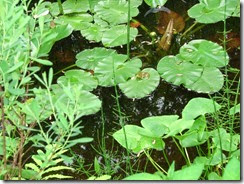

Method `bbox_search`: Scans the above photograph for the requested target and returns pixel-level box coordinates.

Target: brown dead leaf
[157,10,185,34]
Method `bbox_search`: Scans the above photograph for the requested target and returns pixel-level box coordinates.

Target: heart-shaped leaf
[62,0,90,14]
[182,97,221,120]
[188,0,239,23]
[157,55,203,86]
[119,68,160,99]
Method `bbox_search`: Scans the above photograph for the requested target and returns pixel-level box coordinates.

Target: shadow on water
[31,0,240,179]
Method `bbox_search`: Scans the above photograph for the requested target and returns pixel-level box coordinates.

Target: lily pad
[179,39,229,68]
[80,23,108,42]
[188,0,239,23]
[76,47,116,70]
[102,25,138,47]
[56,13,93,30]
[182,97,221,120]
[119,68,160,99]
[94,0,139,25]
[57,70,98,91]
[62,0,90,14]
[95,56,142,86]
[157,55,203,86]
[185,67,224,93]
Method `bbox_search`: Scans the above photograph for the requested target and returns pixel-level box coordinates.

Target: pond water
[39,0,240,179]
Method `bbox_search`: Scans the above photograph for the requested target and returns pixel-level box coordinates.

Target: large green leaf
[168,163,204,180]
[57,70,98,91]
[188,0,239,23]
[182,97,221,120]
[95,56,142,86]
[94,0,139,25]
[157,55,203,86]
[179,39,229,67]
[76,47,116,70]
[119,68,160,99]
[62,0,90,14]
[222,157,240,180]
[185,67,224,93]
[123,173,162,180]
[80,23,108,42]
[141,115,179,137]
[102,25,138,47]
[56,13,93,30]
[113,125,165,153]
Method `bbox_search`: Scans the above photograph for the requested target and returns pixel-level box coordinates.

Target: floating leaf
[80,23,108,42]
[119,68,160,99]
[95,56,142,87]
[185,67,224,93]
[157,55,203,86]
[157,10,185,34]
[179,39,229,68]
[57,70,98,91]
[102,25,138,47]
[113,125,165,153]
[188,0,239,23]
[182,97,221,120]
[76,47,116,70]
[94,0,139,25]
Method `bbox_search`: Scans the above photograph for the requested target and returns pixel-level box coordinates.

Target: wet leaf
[157,10,185,34]
[119,68,160,99]
[188,0,239,23]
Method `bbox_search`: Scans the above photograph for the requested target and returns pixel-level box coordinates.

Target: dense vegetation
[0,0,240,180]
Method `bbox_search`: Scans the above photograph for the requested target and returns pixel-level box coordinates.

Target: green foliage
[119,68,160,98]
[123,173,162,180]
[188,0,239,23]
[144,0,168,7]
[157,40,227,93]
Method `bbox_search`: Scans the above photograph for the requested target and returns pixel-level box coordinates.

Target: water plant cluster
[0,0,240,180]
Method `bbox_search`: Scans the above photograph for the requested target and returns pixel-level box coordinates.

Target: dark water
[38,0,240,179]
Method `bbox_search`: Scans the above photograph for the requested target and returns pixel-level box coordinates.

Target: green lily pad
[76,47,116,70]
[182,97,221,120]
[57,70,98,91]
[56,13,93,30]
[157,55,203,86]
[94,0,139,25]
[62,0,90,14]
[188,0,239,23]
[119,68,160,99]
[185,67,224,93]
[112,125,165,153]
[179,39,229,68]
[95,56,142,86]
[102,25,138,47]
[80,23,108,42]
